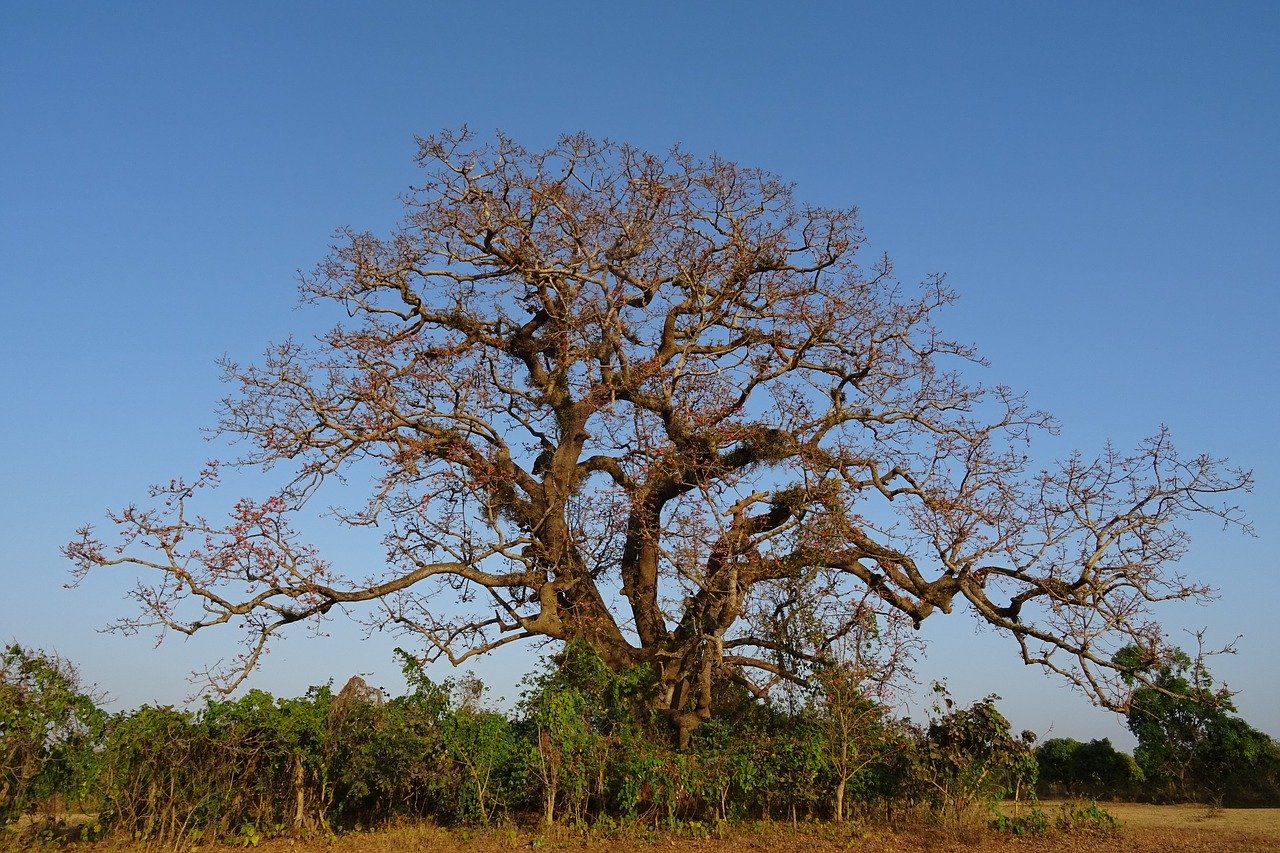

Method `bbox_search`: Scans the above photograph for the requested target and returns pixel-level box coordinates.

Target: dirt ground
[5,803,1279,852]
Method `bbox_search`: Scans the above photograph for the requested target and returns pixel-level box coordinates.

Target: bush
[11,642,1162,836]
[0,644,104,824]
[1053,799,1119,836]
[991,806,1050,836]
[906,688,1037,823]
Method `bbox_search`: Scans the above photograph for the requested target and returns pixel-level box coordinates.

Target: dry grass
[4,804,1278,852]
[1060,800,1280,851]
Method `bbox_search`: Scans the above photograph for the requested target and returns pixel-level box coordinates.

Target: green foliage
[689,717,771,821]
[97,703,220,841]
[1052,799,1119,835]
[96,690,327,843]
[606,725,676,821]
[907,686,1038,822]
[518,641,671,822]
[765,712,828,820]
[810,662,896,821]
[0,644,104,824]
[440,676,521,825]
[88,659,541,844]
[991,806,1050,836]
[1035,737,1142,799]
[324,674,447,824]
[1191,714,1280,806]
[522,679,596,823]
[14,641,1216,840]
[1033,737,1078,795]
[1118,645,1280,805]
[992,800,1118,838]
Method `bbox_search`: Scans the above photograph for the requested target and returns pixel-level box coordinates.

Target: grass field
[6,803,1279,852]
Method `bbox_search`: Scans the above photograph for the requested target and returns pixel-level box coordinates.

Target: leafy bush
[0,644,104,824]
[1053,799,1119,835]
[9,641,1174,837]
[991,806,1050,836]
[906,686,1038,823]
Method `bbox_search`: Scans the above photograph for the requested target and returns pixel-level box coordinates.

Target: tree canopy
[1117,646,1280,804]
[66,129,1250,743]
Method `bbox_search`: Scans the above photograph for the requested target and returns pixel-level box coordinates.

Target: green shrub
[991,806,1050,836]
[0,644,104,824]
[1054,799,1119,835]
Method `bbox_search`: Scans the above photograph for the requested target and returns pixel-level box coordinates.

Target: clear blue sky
[3,2,1277,747]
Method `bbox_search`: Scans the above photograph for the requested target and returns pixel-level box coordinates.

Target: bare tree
[66,129,1251,746]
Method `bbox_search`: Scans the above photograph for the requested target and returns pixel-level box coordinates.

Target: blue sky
[2,2,1277,747]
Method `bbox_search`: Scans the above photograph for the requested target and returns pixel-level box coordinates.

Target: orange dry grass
[6,805,1278,852]
[1067,800,1280,851]
[354,814,1278,853]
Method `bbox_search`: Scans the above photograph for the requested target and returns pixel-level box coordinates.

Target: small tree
[522,678,596,825]
[812,666,894,822]
[518,640,660,823]
[808,609,916,822]
[686,714,772,822]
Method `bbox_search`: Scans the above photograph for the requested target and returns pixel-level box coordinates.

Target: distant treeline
[3,642,1278,845]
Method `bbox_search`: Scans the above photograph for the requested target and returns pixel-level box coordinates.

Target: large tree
[67,130,1250,746]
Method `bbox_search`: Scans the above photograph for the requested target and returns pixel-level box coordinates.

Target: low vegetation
[2,642,1278,848]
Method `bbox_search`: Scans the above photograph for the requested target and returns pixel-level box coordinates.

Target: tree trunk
[292,754,306,832]
[543,783,556,826]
